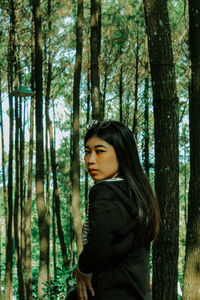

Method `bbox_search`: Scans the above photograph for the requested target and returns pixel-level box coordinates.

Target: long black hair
[85,120,160,242]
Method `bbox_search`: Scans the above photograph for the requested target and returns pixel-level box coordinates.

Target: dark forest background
[0,0,200,299]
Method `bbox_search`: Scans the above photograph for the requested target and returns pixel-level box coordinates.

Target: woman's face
[84,136,119,181]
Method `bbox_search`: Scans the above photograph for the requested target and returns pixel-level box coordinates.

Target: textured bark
[143,0,179,299]
[26,18,35,299]
[52,192,57,278]
[119,54,123,123]
[71,0,84,257]
[132,27,139,138]
[14,95,25,299]
[85,60,90,210]
[143,37,150,176]
[183,1,200,299]
[44,0,53,280]
[0,70,8,233]
[26,96,34,300]
[90,0,103,120]
[20,98,26,299]
[5,0,16,297]
[32,0,49,298]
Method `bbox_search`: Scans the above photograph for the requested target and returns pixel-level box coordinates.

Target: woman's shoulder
[90,178,126,192]
[89,178,130,202]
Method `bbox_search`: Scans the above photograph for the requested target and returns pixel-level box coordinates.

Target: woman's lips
[89,168,98,175]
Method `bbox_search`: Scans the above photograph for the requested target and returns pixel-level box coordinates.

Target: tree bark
[0,69,8,233]
[32,0,49,298]
[71,0,84,257]
[90,0,103,120]
[26,96,34,300]
[143,0,179,299]
[132,25,139,139]
[25,16,35,299]
[143,37,150,176]
[183,1,200,299]
[44,0,53,280]
[5,0,16,297]
[14,95,25,300]
[20,97,26,298]
[52,191,57,278]
[119,50,123,123]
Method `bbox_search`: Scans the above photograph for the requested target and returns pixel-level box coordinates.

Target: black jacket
[78,179,152,300]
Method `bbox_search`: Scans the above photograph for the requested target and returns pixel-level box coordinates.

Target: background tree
[5,0,16,298]
[183,1,200,299]
[90,0,103,120]
[71,0,84,257]
[143,0,179,299]
[32,0,49,298]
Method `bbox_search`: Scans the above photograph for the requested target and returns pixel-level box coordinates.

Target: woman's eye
[96,150,104,153]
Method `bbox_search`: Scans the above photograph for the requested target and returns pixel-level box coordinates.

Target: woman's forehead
[85,136,113,149]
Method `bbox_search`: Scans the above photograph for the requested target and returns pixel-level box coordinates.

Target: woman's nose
[88,152,96,163]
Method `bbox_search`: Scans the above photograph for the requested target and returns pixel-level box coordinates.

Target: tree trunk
[26,96,34,300]
[143,0,179,299]
[44,0,53,280]
[119,50,123,123]
[32,0,49,298]
[132,26,139,139]
[25,17,35,299]
[5,0,16,296]
[71,0,84,257]
[0,69,8,233]
[52,191,57,278]
[70,122,75,266]
[19,97,26,298]
[45,107,51,281]
[85,59,90,209]
[183,1,200,299]
[143,37,150,176]
[14,95,25,299]
[90,0,103,120]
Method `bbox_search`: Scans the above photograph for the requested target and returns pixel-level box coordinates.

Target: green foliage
[43,266,76,299]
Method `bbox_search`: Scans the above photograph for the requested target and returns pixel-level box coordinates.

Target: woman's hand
[74,266,95,300]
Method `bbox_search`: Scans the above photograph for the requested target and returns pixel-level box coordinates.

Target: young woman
[74,120,160,300]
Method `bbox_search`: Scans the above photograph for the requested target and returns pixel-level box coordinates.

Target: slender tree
[90,0,103,120]
[119,48,123,123]
[0,69,8,232]
[14,94,25,299]
[132,23,139,139]
[143,0,179,299]
[19,97,26,298]
[45,0,53,280]
[143,36,150,176]
[183,1,200,299]
[26,96,34,300]
[71,0,84,257]
[32,0,49,297]
[5,0,16,297]
[25,15,35,298]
